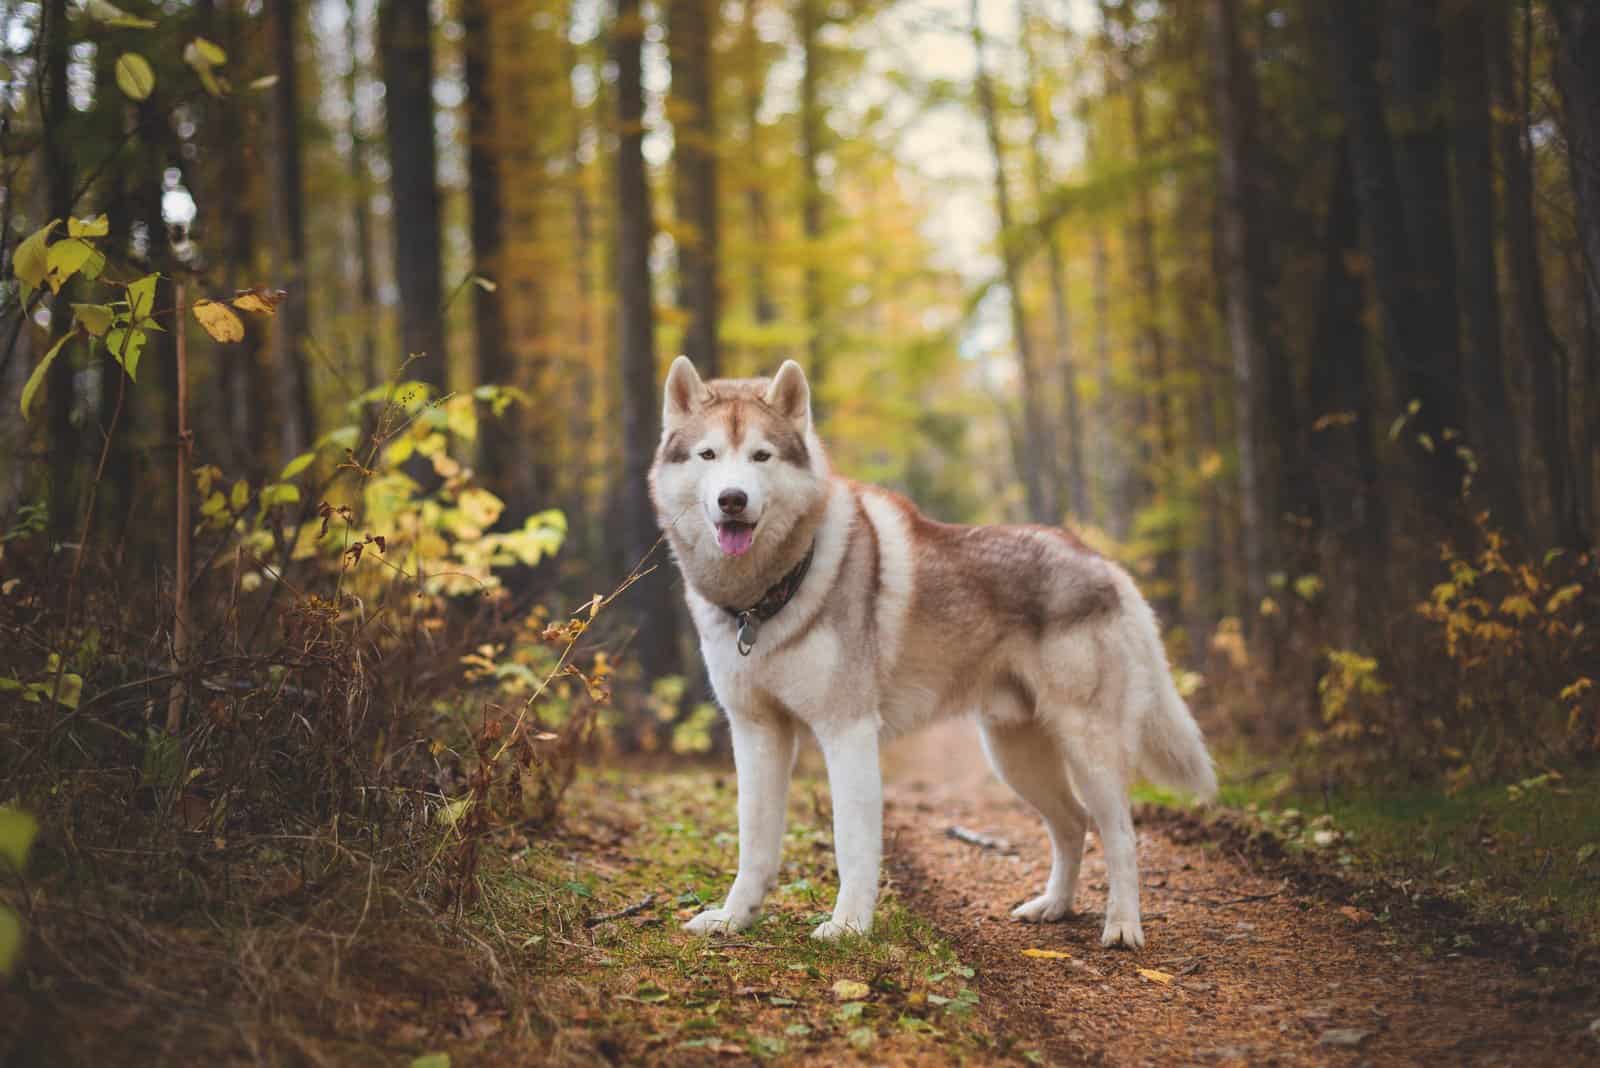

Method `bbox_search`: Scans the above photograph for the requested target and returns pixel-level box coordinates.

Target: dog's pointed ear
[763,360,811,431]
[663,356,711,428]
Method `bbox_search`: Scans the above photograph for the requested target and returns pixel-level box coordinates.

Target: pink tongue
[716,523,755,556]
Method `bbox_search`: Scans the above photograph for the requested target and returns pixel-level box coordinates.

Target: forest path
[880,721,1598,1067]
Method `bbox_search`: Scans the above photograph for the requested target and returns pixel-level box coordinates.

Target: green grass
[469,769,1025,1064]
[1180,752,1600,943]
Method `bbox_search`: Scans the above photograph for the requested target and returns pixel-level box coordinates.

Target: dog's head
[649,357,827,570]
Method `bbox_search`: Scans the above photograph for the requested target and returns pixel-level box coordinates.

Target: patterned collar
[722,544,816,656]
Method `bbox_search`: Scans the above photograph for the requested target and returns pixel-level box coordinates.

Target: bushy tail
[1115,571,1219,801]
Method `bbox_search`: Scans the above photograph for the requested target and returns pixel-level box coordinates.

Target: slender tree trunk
[668,0,721,376]
[614,0,680,681]
[971,0,1056,524]
[1019,0,1087,519]
[347,0,380,393]
[1550,0,1600,545]
[1488,1,1582,548]
[1091,226,1125,536]
[799,0,826,402]
[1206,0,1275,616]
[1446,1,1525,537]
[42,0,74,543]
[268,0,316,459]
[464,0,523,517]
[741,0,776,328]
[380,0,447,391]
[1126,78,1179,612]
[1309,141,1386,643]
[1325,0,1467,520]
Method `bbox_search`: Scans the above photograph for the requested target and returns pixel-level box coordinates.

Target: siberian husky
[648,358,1217,949]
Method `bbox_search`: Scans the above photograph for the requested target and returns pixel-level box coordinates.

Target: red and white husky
[649,358,1216,948]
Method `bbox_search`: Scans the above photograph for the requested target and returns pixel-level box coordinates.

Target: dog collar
[723,544,815,656]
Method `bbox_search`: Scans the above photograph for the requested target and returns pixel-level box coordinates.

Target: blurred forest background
[1,0,1599,1059]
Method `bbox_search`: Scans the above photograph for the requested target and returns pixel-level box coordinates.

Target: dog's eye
[698,448,716,461]
[751,450,772,463]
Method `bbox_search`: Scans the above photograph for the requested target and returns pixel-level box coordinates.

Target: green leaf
[191,36,227,65]
[115,53,156,101]
[67,215,109,238]
[316,425,361,452]
[106,327,148,381]
[279,451,315,480]
[73,303,114,337]
[0,808,38,870]
[259,483,300,508]
[409,1055,450,1068]
[0,907,20,976]
[20,330,74,420]
[230,480,250,512]
[634,983,670,1003]
[44,238,96,294]
[126,273,160,322]
[12,220,59,295]
[86,0,157,28]
[52,673,83,710]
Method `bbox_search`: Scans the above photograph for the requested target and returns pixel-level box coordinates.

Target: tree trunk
[1126,78,1179,614]
[42,0,75,543]
[799,0,826,403]
[1489,0,1582,549]
[268,0,316,459]
[1206,0,1276,617]
[614,0,680,681]
[1019,0,1087,520]
[380,0,447,392]
[1090,226,1127,536]
[1325,0,1467,520]
[347,0,380,394]
[1446,1,1525,537]
[668,0,721,377]
[1550,0,1600,546]
[971,0,1056,524]
[1309,140,1386,644]
[464,0,523,516]
[741,0,776,328]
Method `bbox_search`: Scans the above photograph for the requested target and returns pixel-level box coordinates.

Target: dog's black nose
[718,489,748,516]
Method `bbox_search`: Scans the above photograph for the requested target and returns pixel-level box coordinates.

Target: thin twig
[945,825,1018,855]
[583,893,656,928]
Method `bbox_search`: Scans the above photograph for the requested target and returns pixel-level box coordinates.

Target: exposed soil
[881,721,1600,1067]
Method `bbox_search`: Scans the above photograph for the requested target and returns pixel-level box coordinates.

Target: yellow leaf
[1020,948,1071,959]
[115,52,156,101]
[191,298,245,342]
[231,288,285,315]
[1547,584,1583,613]
[12,220,59,293]
[67,215,109,238]
[1499,595,1536,621]
[1560,678,1593,703]
[1137,968,1174,985]
[831,979,870,1001]
[20,331,73,420]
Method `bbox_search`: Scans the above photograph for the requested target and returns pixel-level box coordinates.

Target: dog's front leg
[812,717,882,940]
[684,708,795,936]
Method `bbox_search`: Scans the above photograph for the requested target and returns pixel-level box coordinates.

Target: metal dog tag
[736,612,760,656]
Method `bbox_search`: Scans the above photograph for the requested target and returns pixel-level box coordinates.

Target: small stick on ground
[584,893,657,928]
[946,826,1018,854]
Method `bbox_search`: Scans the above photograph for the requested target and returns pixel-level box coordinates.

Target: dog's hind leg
[1057,730,1144,949]
[978,718,1088,923]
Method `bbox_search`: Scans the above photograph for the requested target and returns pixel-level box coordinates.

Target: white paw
[1100,916,1145,949]
[1011,893,1074,923]
[683,907,752,936]
[811,916,871,941]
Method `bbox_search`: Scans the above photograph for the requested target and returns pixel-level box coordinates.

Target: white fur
[652,360,1217,948]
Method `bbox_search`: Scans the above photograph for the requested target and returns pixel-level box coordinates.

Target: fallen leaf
[832,979,870,1001]
[1317,1028,1371,1048]
[1021,948,1072,959]
[1338,905,1373,926]
[1138,968,1175,985]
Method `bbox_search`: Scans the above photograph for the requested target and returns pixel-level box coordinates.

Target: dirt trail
[881,721,1599,1067]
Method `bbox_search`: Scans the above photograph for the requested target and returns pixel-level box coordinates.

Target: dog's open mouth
[715,520,756,557]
